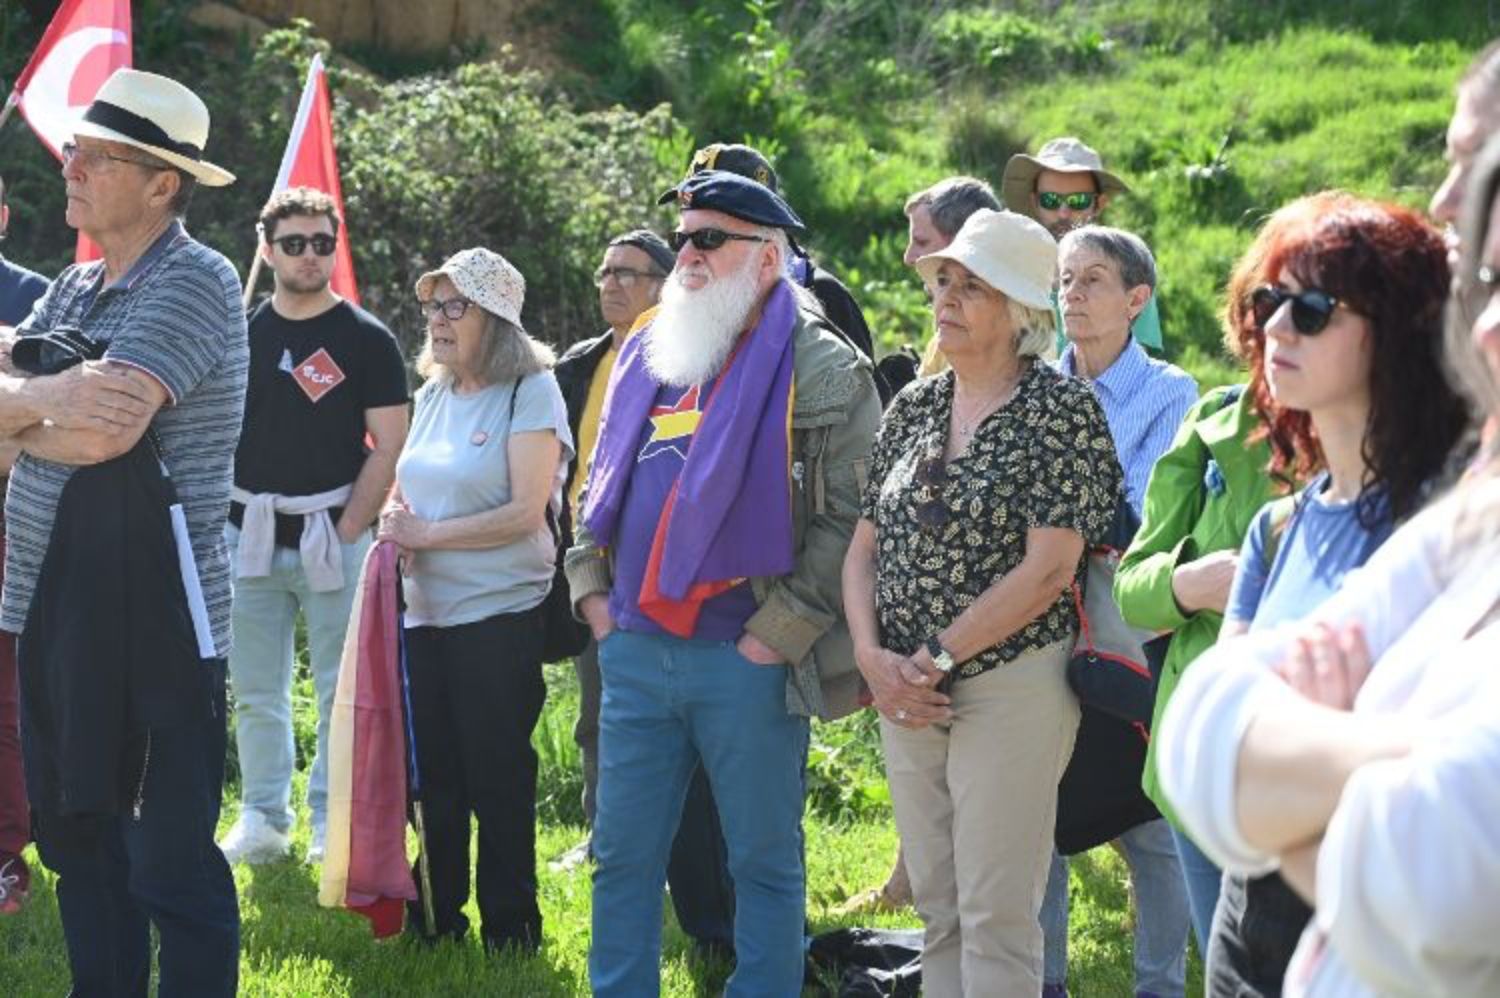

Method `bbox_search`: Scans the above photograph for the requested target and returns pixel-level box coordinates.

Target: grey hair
[1460,37,1500,97]
[905,176,1002,239]
[417,309,555,386]
[1010,300,1058,359]
[1058,225,1157,291]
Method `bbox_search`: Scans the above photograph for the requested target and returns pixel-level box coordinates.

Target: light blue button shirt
[1059,336,1198,515]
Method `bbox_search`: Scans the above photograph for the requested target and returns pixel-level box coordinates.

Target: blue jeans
[590,630,808,997]
[30,663,238,997]
[1041,818,1190,997]
[225,523,370,834]
[1171,825,1223,951]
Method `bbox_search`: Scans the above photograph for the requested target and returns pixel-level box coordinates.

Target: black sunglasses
[912,457,951,530]
[668,228,768,253]
[1250,285,1341,335]
[271,233,338,257]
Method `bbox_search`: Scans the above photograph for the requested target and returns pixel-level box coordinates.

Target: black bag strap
[506,377,564,548]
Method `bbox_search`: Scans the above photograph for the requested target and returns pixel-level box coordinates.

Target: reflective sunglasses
[668,228,768,253]
[1250,285,1341,335]
[593,265,665,288]
[420,297,475,321]
[1036,190,1099,212]
[271,233,338,257]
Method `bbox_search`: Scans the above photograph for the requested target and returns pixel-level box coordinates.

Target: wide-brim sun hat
[914,208,1058,310]
[1001,136,1129,221]
[415,248,526,329]
[72,68,235,187]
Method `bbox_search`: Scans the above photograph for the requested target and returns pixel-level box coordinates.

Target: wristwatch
[924,635,957,674]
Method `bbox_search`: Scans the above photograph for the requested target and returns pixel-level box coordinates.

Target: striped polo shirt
[2,221,249,656]
[1059,335,1199,515]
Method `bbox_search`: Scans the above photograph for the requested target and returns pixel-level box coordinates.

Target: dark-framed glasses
[668,228,769,253]
[594,265,665,288]
[1036,190,1099,212]
[420,297,475,321]
[271,233,338,257]
[1250,285,1341,335]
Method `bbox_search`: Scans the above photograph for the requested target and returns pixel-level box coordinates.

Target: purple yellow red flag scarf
[319,541,417,938]
[583,278,797,636]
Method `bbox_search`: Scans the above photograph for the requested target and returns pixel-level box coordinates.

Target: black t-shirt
[234,298,409,499]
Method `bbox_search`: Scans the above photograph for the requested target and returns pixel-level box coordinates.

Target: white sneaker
[306,824,326,866]
[218,810,290,865]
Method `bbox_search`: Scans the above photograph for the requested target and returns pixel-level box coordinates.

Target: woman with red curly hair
[1207,195,1469,996]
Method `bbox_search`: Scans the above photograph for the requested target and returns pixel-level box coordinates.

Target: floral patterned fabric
[861,362,1123,679]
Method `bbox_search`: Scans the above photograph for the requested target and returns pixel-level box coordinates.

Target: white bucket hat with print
[913,208,1058,310]
[415,247,526,329]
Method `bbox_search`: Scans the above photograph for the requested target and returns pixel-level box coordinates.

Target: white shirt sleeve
[1155,493,1454,872]
[1315,691,1500,997]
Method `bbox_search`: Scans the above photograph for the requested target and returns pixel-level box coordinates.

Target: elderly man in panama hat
[0,68,245,995]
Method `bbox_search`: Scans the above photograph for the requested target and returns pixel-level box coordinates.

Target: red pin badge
[470,430,489,446]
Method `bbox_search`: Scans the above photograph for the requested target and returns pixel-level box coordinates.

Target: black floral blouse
[860,363,1123,679]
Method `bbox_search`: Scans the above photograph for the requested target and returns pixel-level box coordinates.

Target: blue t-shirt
[0,255,48,327]
[609,379,758,640]
[1226,472,1394,632]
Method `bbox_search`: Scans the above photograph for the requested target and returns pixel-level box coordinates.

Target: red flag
[271,54,359,304]
[6,0,132,264]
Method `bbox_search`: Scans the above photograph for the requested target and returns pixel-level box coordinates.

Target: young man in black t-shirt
[218,188,409,866]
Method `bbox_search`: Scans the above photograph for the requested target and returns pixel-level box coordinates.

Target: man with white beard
[567,171,880,997]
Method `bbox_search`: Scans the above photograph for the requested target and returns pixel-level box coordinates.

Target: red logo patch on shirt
[290,348,346,403]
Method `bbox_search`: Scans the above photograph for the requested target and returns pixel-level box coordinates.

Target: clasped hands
[857,643,952,729]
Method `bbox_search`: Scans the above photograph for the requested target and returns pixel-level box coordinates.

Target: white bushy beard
[643,251,763,387]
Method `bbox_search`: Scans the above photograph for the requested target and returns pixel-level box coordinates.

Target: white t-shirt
[397,371,574,627]
[1158,477,1500,998]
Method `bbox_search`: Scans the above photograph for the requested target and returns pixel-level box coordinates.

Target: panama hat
[415,248,526,329]
[913,208,1057,310]
[1001,137,1129,221]
[72,68,234,186]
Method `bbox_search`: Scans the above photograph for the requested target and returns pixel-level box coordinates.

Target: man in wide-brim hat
[1001,136,1129,240]
[0,67,245,995]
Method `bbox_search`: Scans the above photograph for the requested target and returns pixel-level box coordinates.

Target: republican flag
[5,0,132,264]
[271,54,359,303]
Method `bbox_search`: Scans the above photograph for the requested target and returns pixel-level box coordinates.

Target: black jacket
[554,329,617,531]
[18,436,217,816]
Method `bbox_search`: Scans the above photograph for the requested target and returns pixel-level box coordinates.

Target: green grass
[0,661,1200,995]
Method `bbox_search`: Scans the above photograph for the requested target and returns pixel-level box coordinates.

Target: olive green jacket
[565,305,882,721]
[1113,384,1272,825]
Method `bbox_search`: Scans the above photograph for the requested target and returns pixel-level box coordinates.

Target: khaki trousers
[881,640,1079,997]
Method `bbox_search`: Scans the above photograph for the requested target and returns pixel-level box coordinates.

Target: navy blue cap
[656,169,805,233]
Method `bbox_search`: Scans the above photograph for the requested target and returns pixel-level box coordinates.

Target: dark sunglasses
[1250,285,1341,335]
[912,457,951,530]
[1036,190,1099,212]
[668,228,769,253]
[271,233,338,257]
[420,297,475,321]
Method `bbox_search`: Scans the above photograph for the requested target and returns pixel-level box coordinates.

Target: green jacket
[565,304,882,721]
[1113,384,1271,825]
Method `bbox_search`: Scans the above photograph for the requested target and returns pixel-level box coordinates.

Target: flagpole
[0,93,18,131]
[242,252,265,310]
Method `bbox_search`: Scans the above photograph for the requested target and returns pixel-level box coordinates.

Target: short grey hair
[1058,225,1157,291]
[417,309,555,387]
[905,176,1001,240]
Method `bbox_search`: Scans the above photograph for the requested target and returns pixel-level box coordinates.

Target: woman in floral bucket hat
[378,247,574,951]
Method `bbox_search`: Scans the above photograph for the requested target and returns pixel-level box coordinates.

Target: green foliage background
[2,0,1495,383]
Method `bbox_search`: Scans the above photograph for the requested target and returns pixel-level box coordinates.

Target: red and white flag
[6,0,132,264]
[271,54,359,303]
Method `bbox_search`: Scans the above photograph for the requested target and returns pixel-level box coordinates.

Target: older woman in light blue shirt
[1042,225,1198,998]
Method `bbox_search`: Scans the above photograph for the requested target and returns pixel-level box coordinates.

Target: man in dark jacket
[552,227,737,959]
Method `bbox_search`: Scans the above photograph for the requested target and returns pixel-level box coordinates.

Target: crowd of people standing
[0,34,1495,998]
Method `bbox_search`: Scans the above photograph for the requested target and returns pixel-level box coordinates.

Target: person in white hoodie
[1156,131,1500,998]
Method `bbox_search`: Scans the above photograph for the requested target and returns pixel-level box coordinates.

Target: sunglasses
[1250,285,1341,335]
[1036,190,1099,212]
[668,228,769,253]
[912,456,951,530]
[271,234,338,257]
[593,265,665,289]
[420,297,475,321]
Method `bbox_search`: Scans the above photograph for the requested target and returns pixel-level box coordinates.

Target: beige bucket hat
[415,248,526,329]
[913,208,1057,310]
[73,68,235,186]
[1001,137,1129,220]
